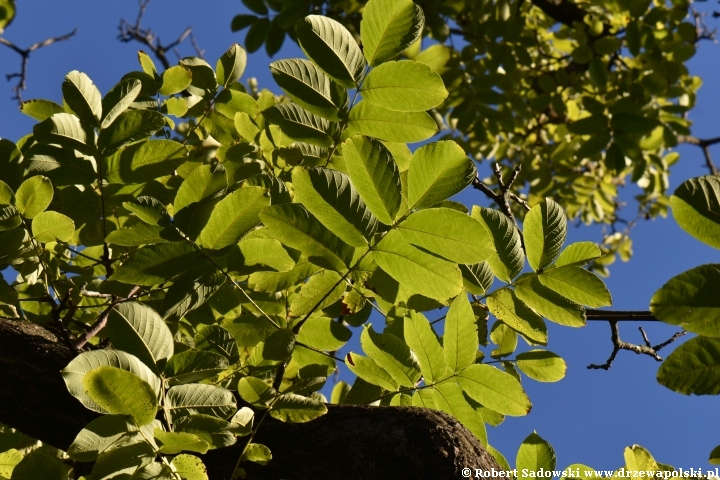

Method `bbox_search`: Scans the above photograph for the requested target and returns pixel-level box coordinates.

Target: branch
[472,162,526,245]
[677,135,720,175]
[74,285,140,350]
[0,319,501,479]
[587,321,686,370]
[0,29,77,104]
[117,0,196,70]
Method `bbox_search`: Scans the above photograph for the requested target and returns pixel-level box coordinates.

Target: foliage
[232,0,701,275]
[0,0,715,478]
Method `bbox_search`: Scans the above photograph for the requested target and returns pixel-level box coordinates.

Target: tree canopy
[0,0,719,478]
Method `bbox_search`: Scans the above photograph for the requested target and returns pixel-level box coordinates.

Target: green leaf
[362,61,447,112]
[460,262,494,295]
[15,175,53,219]
[105,223,171,247]
[34,113,93,155]
[343,101,437,143]
[31,211,74,243]
[650,264,720,337]
[360,324,421,388]
[25,144,97,187]
[342,136,402,225]
[360,0,424,66]
[0,0,15,33]
[514,277,586,327]
[62,350,161,414]
[105,302,174,373]
[670,176,720,250]
[216,43,247,88]
[404,311,446,383]
[111,242,204,286]
[259,203,354,272]
[270,59,345,121]
[20,99,65,121]
[487,289,547,345]
[444,294,478,374]
[297,316,351,351]
[490,321,517,358]
[173,414,238,449]
[174,163,228,212]
[123,196,170,226]
[457,363,531,416]
[98,110,166,153]
[553,241,602,268]
[432,382,487,446]
[472,207,525,282]
[104,139,188,184]
[346,353,398,390]
[524,198,567,271]
[373,230,463,301]
[179,57,218,96]
[154,430,209,455]
[164,350,229,386]
[197,186,269,250]
[290,270,346,318]
[171,454,208,480]
[0,449,21,478]
[0,204,20,232]
[296,15,365,89]
[195,325,240,363]
[516,432,556,478]
[515,350,566,382]
[163,272,225,321]
[166,384,236,421]
[242,443,272,465]
[292,167,377,247]
[10,451,67,480]
[538,267,612,308]
[407,140,476,209]
[238,377,276,407]
[262,103,333,147]
[228,237,295,274]
[215,90,259,119]
[67,414,145,462]
[62,70,102,126]
[90,441,156,479]
[138,51,158,77]
[270,393,328,423]
[158,66,192,96]
[83,366,158,426]
[397,208,493,264]
[101,79,142,129]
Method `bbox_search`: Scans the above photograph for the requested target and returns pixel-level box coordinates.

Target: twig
[585,309,658,321]
[587,321,686,370]
[74,285,140,350]
[677,135,720,175]
[472,162,525,245]
[118,0,195,70]
[79,283,113,298]
[0,29,77,104]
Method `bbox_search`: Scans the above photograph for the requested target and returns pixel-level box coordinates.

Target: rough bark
[0,319,501,479]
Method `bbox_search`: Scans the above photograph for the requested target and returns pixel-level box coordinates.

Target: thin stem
[230,403,274,479]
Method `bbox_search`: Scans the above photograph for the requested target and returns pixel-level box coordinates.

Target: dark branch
[585,309,658,321]
[678,135,720,175]
[118,0,196,70]
[0,29,77,104]
[588,321,686,370]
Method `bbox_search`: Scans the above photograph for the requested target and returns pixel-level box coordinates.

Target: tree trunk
[0,319,500,479]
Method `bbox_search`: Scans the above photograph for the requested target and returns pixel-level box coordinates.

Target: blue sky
[1,0,719,472]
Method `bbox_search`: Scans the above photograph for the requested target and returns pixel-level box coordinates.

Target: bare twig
[585,309,658,321]
[118,0,196,69]
[0,29,77,104]
[678,134,720,175]
[588,321,686,370]
[471,163,526,246]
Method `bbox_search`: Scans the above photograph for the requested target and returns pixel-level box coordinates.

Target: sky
[1,0,719,473]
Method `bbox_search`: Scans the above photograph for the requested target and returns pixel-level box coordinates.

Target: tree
[0,0,718,478]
